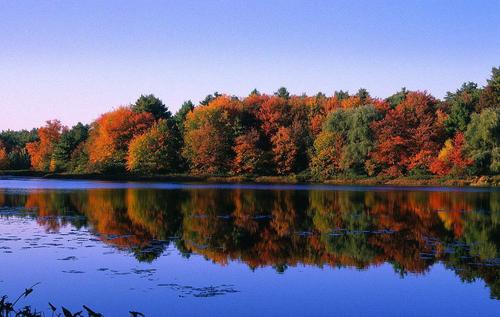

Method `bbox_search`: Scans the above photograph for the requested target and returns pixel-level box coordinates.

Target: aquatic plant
[0,284,144,317]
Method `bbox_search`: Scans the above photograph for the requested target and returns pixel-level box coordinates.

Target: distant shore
[0,170,498,187]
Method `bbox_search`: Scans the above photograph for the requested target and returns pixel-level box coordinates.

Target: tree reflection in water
[0,188,498,298]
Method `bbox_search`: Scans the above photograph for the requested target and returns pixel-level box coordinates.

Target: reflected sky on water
[0,178,498,316]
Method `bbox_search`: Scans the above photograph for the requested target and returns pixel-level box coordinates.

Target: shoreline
[0,170,499,187]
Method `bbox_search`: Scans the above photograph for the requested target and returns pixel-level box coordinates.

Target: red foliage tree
[371,92,444,176]
[232,129,265,174]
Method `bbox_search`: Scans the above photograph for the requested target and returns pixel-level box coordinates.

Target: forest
[0,67,499,181]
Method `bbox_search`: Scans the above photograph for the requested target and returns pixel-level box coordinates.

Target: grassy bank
[1,170,499,187]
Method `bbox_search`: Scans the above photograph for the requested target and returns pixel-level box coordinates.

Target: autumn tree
[304,93,347,139]
[26,120,67,171]
[288,98,313,172]
[242,92,268,118]
[337,89,370,109]
[371,92,444,176]
[127,119,181,174]
[0,143,9,169]
[256,95,312,174]
[232,129,266,174]
[310,130,344,179]
[182,96,243,174]
[87,106,155,172]
[257,96,291,137]
[271,127,298,175]
[430,132,472,176]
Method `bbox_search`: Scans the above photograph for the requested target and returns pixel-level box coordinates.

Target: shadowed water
[0,177,499,316]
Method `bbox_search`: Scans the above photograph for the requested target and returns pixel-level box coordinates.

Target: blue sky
[1,0,499,130]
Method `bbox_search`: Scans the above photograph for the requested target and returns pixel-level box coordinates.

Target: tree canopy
[1,66,498,180]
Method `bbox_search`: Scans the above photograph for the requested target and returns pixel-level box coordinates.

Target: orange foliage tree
[0,143,9,169]
[232,129,265,174]
[26,120,67,171]
[257,96,291,137]
[182,96,244,174]
[271,127,298,175]
[256,95,312,175]
[430,132,473,176]
[87,106,154,172]
[307,94,340,136]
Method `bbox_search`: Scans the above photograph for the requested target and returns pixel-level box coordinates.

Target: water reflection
[0,188,498,299]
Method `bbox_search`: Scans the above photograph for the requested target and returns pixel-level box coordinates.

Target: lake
[0,177,498,316]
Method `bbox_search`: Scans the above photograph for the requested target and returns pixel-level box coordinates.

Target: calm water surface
[0,177,499,316]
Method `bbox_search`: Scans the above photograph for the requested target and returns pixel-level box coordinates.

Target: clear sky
[1,0,499,130]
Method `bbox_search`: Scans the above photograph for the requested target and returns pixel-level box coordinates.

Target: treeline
[1,67,499,179]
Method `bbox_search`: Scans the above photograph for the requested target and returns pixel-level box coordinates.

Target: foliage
[478,67,500,110]
[26,120,67,171]
[464,108,500,174]
[371,92,444,176]
[200,91,222,106]
[274,87,290,99]
[443,82,481,135]
[50,123,89,172]
[271,127,298,175]
[0,130,37,170]
[2,67,499,178]
[132,94,171,120]
[232,129,266,174]
[321,105,379,175]
[430,132,473,176]
[0,283,144,316]
[87,107,155,173]
[182,96,243,174]
[174,100,194,137]
[385,87,408,109]
[334,90,349,101]
[127,119,181,174]
[0,144,9,170]
[310,130,344,179]
[0,129,38,150]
